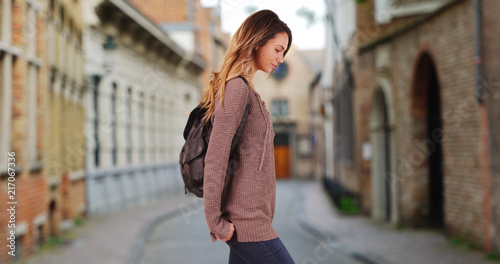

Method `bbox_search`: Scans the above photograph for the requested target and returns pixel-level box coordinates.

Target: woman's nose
[277,57,284,64]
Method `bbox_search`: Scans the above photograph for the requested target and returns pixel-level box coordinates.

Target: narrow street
[138,181,364,264]
[22,180,494,264]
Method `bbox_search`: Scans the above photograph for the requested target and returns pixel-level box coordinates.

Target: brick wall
[0,0,87,262]
[0,1,49,262]
[394,0,481,246]
[353,0,492,249]
[352,50,376,212]
[355,0,418,50]
[128,0,188,23]
[46,0,87,233]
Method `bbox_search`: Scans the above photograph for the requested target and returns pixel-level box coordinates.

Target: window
[1,0,14,43]
[159,99,166,160]
[139,92,145,162]
[0,52,13,171]
[59,5,64,28]
[0,52,5,166]
[11,235,23,262]
[111,83,117,165]
[92,76,100,167]
[27,2,36,57]
[126,87,132,163]
[272,99,289,118]
[0,0,3,40]
[335,68,355,165]
[27,64,38,163]
[34,225,43,251]
[0,53,3,129]
[150,95,155,162]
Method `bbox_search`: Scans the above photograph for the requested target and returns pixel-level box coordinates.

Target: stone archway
[370,77,398,225]
[411,53,444,228]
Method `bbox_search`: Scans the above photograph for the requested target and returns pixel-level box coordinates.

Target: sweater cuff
[209,218,232,242]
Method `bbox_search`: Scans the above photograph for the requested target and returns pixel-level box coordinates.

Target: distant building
[81,0,206,216]
[254,46,320,179]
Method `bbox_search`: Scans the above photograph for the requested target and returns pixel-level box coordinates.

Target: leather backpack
[179,76,251,198]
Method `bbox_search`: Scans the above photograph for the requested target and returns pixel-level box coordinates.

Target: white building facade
[82,0,205,216]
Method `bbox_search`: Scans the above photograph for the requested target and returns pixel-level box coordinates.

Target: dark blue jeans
[226,231,295,264]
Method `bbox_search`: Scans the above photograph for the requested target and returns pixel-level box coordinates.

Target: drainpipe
[474,0,483,103]
[474,0,492,253]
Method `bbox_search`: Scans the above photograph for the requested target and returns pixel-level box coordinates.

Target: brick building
[330,0,499,252]
[481,0,500,252]
[44,0,86,242]
[0,0,86,262]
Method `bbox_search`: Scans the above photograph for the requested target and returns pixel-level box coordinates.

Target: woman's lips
[271,64,277,69]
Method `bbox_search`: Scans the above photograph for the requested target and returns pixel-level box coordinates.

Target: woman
[200,9,295,264]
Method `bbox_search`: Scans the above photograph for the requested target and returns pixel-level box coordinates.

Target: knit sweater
[203,77,279,243]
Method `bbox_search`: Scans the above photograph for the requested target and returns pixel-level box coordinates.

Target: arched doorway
[411,53,444,228]
[49,200,59,237]
[370,78,397,224]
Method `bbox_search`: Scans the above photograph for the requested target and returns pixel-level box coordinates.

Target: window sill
[0,165,23,178]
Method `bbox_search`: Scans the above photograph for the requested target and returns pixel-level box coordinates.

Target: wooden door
[274,144,290,179]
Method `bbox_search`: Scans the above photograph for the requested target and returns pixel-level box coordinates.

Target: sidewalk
[302,181,498,264]
[23,190,197,264]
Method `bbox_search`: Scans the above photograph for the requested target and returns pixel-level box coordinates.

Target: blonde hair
[198,9,292,125]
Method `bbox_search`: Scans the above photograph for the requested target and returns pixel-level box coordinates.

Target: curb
[295,184,389,264]
[127,197,202,264]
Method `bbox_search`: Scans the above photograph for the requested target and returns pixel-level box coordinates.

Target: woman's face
[253,32,289,73]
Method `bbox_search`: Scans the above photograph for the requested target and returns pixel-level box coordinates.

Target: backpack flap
[180,137,205,164]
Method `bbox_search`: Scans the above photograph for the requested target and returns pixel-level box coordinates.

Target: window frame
[272,98,289,118]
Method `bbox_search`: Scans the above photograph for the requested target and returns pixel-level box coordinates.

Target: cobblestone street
[138,181,363,264]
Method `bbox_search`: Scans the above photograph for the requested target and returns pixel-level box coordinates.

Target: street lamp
[102,35,117,74]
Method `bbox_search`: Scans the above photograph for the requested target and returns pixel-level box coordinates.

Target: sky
[200,0,326,50]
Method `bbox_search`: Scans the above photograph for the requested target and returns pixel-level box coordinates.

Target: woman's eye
[276,49,280,52]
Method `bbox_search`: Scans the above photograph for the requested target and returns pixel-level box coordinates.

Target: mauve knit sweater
[203,77,278,243]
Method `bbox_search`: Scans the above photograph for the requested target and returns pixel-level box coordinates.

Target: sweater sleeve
[203,78,249,242]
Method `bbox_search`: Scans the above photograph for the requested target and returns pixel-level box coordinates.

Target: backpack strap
[228,76,252,156]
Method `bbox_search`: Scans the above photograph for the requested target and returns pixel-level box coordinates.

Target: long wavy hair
[198,9,292,125]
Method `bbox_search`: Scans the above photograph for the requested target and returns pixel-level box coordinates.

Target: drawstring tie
[256,94,269,171]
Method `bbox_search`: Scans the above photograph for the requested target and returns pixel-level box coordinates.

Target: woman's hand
[215,222,235,242]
